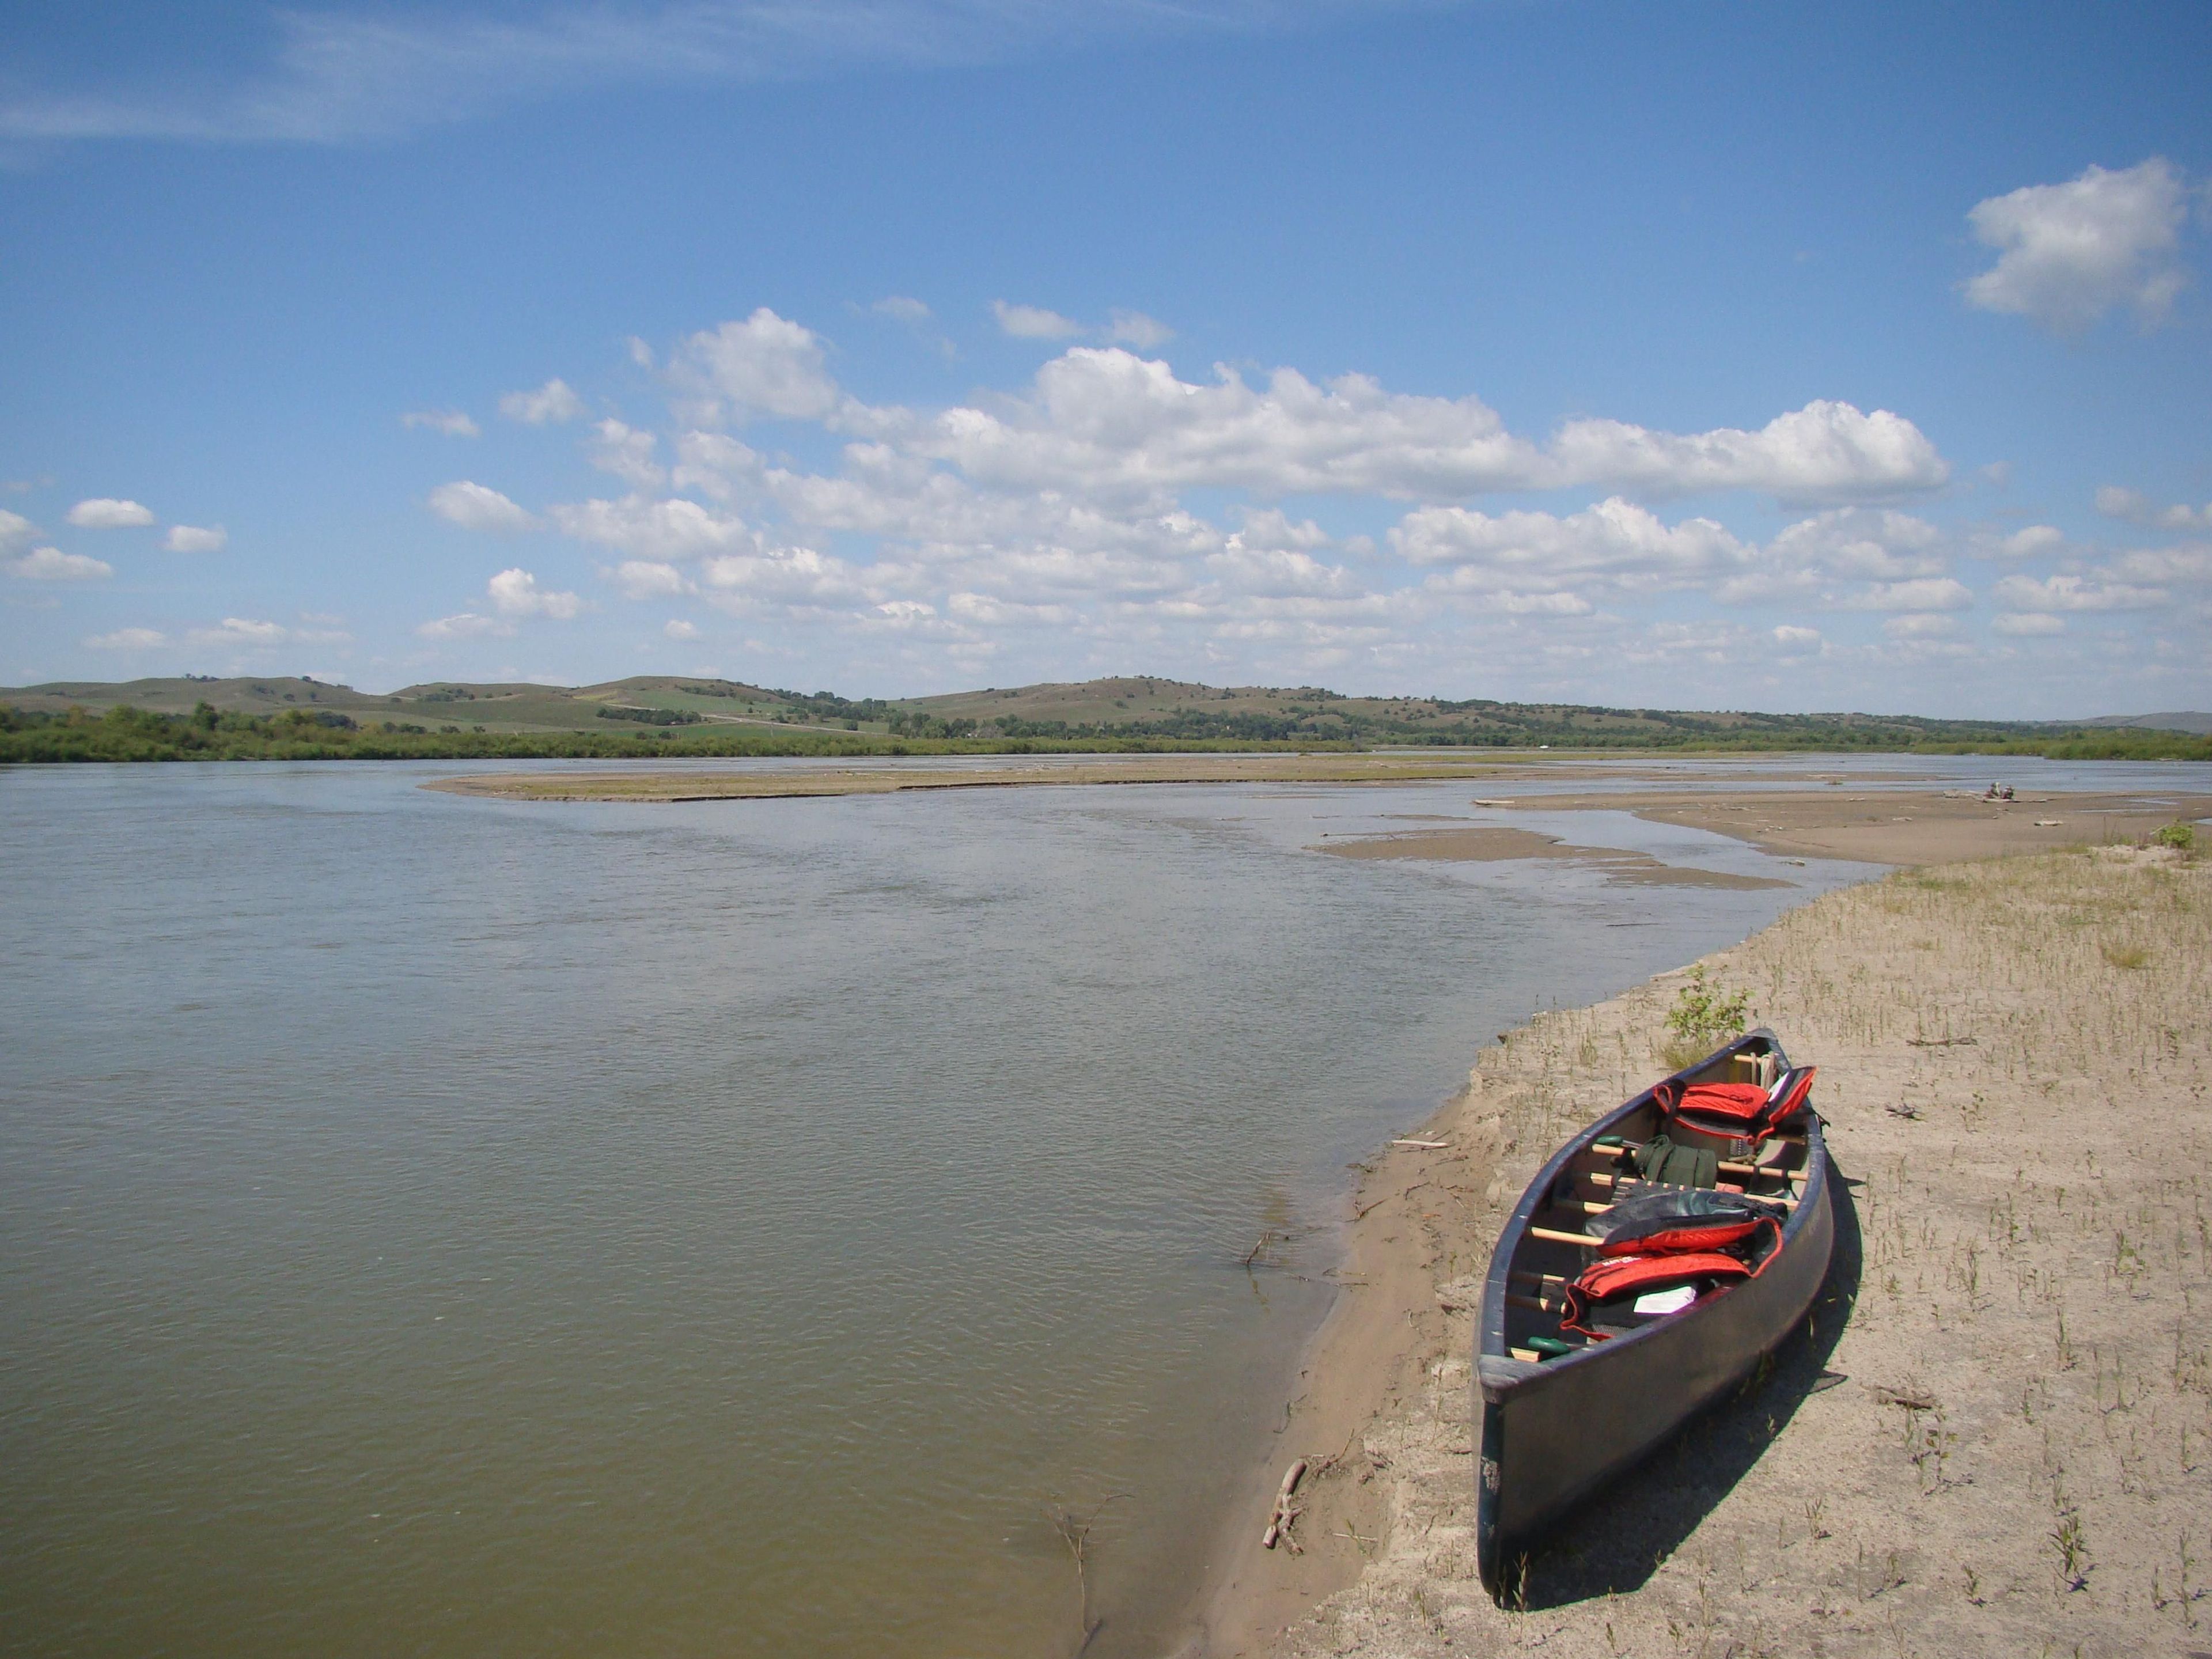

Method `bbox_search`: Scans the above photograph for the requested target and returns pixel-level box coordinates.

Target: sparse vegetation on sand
[1657,965,1751,1071]
[1222,845,2210,1658]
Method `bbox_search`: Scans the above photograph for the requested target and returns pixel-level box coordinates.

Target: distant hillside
[5,673,2210,762]
[2080,711,2212,736]
[903,676,2107,751]
[0,674,837,734]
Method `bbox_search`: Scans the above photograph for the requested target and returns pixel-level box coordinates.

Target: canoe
[1474,1027,1834,1597]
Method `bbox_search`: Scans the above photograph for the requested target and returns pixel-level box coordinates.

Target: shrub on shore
[1657,965,1751,1070]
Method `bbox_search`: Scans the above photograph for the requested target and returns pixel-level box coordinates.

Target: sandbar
[1511,783,2212,866]
[1313,825,1791,888]
[433,758,2211,870]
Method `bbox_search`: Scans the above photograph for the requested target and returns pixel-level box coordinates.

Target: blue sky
[3,1,2209,715]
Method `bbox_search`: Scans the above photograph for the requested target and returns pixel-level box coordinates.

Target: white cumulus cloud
[499,378,586,425]
[589,419,667,488]
[1993,612,2066,637]
[1717,507,1949,601]
[7,546,113,581]
[164,524,228,553]
[428,480,538,532]
[1547,402,1949,504]
[664,618,699,640]
[552,494,756,560]
[613,559,689,599]
[912,350,1944,505]
[675,309,841,422]
[1393,498,1750,593]
[425,306,2022,690]
[86,626,167,649]
[67,497,156,528]
[1996,525,2065,559]
[699,545,868,608]
[487,567,584,618]
[0,509,37,550]
[1964,158,2194,331]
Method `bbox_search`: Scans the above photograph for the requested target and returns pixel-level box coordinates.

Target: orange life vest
[1657,1065,1816,1143]
[1560,1251,1750,1340]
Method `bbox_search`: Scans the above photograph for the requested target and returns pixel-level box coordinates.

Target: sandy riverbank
[1484,783,2212,866]
[1196,840,2211,1658]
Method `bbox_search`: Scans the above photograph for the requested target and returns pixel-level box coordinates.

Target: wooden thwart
[1530,1224,1602,1247]
[1589,1141,1801,1181]
[1583,1170,1801,1207]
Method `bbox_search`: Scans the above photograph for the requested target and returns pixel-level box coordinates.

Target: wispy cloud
[7,546,113,581]
[499,379,586,425]
[1,2,1420,146]
[403,408,481,438]
[164,524,230,554]
[427,480,539,531]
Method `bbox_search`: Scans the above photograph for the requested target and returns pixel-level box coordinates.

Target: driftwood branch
[1046,1493,1130,1652]
[1261,1459,1309,1551]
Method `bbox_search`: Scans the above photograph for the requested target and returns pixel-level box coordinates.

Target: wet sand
[1314,825,1791,888]
[1197,842,2212,1658]
[1490,785,2212,866]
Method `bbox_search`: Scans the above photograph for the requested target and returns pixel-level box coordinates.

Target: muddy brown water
[13,753,2090,1658]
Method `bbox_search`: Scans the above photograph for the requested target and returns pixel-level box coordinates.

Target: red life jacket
[1596,1212,1781,1259]
[1657,1065,1816,1143]
[1560,1251,1749,1340]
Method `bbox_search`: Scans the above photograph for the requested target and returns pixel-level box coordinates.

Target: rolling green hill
[3,673,2209,762]
[2079,710,2212,736]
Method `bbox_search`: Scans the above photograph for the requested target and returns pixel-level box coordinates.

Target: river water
[7,754,2088,1657]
